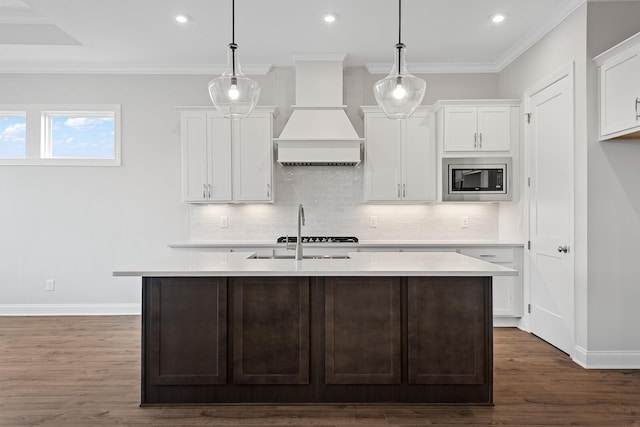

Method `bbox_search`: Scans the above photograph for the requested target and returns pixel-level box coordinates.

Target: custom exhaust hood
[275,54,363,166]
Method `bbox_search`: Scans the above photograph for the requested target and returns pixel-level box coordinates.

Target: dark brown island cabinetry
[142,275,492,405]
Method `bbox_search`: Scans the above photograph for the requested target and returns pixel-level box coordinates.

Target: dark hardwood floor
[0,316,638,426]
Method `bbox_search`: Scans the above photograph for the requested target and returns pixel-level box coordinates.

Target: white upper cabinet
[440,102,515,152]
[179,107,276,204]
[594,32,640,141]
[362,106,435,203]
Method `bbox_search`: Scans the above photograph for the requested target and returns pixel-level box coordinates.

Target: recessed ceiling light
[323,13,337,23]
[491,13,506,24]
[175,14,190,24]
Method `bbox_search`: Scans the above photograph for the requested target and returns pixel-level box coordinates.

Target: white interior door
[526,67,574,355]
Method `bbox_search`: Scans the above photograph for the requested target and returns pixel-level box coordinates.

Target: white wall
[0,68,502,314]
[0,73,269,314]
[586,1,640,355]
[497,4,589,350]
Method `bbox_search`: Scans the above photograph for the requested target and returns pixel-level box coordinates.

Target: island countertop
[113,251,517,277]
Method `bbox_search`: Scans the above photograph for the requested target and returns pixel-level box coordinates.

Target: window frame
[0,104,121,166]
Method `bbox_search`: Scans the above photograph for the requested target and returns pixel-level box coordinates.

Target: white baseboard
[493,317,520,327]
[574,345,640,369]
[0,303,141,316]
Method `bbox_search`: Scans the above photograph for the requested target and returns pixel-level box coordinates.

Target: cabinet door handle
[208,184,212,199]
[403,183,406,198]
[202,184,207,199]
[636,97,640,120]
[480,254,496,258]
[397,183,401,198]
[479,133,483,149]
[474,132,477,149]
[266,183,271,198]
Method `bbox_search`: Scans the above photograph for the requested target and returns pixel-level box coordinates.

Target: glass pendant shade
[208,44,261,119]
[374,43,426,119]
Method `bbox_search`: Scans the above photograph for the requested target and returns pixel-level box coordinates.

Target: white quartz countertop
[168,240,525,249]
[113,251,518,277]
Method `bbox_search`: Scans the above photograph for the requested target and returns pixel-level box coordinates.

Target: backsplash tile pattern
[189,165,499,241]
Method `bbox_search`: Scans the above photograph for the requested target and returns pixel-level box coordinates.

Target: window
[43,112,116,159]
[0,113,27,159]
[0,105,121,166]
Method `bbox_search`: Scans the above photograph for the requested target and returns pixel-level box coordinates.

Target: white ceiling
[0,0,586,74]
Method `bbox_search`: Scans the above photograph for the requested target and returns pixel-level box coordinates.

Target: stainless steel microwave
[442,157,512,201]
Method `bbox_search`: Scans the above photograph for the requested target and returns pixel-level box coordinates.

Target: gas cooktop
[277,236,359,244]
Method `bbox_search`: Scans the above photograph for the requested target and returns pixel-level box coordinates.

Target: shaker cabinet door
[599,49,640,139]
[232,113,273,202]
[181,112,209,202]
[443,107,478,151]
[365,113,402,201]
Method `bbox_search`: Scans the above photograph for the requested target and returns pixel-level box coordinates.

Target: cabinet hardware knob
[202,184,206,199]
[266,183,271,198]
[403,183,406,198]
[479,133,483,149]
[208,184,212,199]
[397,183,401,198]
[557,245,569,253]
[474,132,477,149]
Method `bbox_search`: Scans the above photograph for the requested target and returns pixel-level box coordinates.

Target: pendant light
[208,0,261,119]
[373,0,426,119]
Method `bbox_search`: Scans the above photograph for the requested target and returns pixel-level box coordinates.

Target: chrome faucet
[287,204,305,260]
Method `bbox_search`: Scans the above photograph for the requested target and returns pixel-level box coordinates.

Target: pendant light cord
[397,0,402,74]
[398,0,402,45]
[231,0,236,76]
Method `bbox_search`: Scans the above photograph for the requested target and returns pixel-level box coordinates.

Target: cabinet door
[364,113,402,201]
[492,275,515,316]
[325,277,401,385]
[232,277,309,384]
[402,114,434,201]
[207,113,233,201]
[408,277,490,385]
[147,277,227,386]
[477,106,510,151]
[232,113,273,202]
[443,107,478,152]
[181,112,209,202]
[600,49,640,139]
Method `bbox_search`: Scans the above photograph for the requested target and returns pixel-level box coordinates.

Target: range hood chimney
[275,54,362,166]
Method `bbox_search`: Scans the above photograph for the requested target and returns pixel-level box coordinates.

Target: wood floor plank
[0,316,639,426]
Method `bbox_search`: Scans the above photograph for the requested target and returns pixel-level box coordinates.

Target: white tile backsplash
[189,165,499,241]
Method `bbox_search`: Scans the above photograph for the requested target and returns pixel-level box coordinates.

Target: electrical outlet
[46,279,55,291]
[369,216,378,228]
[220,216,228,228]
[461,216,469,228]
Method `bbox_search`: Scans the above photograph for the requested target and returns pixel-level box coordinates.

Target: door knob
[557,245,569,253]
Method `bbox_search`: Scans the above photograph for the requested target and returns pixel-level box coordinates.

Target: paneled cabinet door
[364,113,402,201]
[232,277,310,385]
[443,107,478,151]
[207,113,233,201]
[146,277,227,386]
[402,115,434,201]
[232,112,273,202]
[599,48,640,139]
[181,111,209,202]
[477,106,511,151]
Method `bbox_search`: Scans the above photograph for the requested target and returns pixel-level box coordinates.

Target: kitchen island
[114,251,516,406]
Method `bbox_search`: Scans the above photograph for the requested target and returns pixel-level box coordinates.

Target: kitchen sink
[249,255,351,260]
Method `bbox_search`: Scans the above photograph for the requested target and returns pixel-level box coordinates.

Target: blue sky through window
[51,115,115,158]
[0,115,27,158]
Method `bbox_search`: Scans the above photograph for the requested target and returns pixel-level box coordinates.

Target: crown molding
[495,0,586,71]
[367,0,586,75]
[0,63,274,75]
[365,62,499,75]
